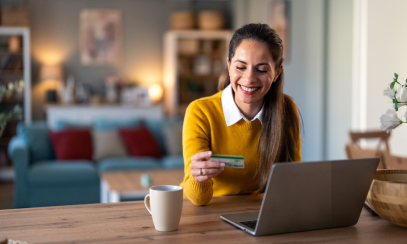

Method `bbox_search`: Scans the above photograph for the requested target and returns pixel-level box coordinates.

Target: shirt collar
[221,84,264,127]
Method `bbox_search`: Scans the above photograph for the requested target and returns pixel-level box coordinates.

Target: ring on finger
[199,168,203,176]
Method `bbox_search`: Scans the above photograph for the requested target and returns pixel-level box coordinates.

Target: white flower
[383,85,395,99]
[380,109,403,133]
[396,85,407,102]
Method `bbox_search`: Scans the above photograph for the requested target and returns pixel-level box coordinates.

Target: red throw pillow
[50,129,93,160]
[119,126,163,158]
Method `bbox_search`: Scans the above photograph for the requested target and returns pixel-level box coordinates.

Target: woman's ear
[274,65,283,82]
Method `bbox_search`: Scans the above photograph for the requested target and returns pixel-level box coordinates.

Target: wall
[353,0,407,157]
[18,0,232,120]
[326,0,353,160]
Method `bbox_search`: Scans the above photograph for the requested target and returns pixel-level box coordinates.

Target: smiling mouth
[239,84,260,94]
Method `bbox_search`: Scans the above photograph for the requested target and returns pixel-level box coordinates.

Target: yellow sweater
[181,91,301,205]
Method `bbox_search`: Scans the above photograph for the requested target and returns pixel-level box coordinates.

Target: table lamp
[39,64,63,103]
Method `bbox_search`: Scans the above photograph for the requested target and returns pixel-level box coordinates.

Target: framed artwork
[269,0,290,61]
[79,9,122,66]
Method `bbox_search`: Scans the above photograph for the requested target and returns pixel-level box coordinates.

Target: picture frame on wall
[269,0,290,61]
[79,9,122,66]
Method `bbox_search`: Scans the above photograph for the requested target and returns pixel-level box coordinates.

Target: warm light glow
[148,84,164,103]
[39,64,63,81]
[33,46,72,65]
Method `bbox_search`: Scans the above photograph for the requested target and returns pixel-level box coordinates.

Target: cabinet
[0,27,31,167]
[163,30,233,117]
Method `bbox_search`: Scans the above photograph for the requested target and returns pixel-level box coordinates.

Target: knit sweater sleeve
[182,101,214,205]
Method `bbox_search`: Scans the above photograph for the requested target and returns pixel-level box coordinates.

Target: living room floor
[0,182,13,210]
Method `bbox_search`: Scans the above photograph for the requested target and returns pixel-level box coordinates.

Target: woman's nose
[243,67,256,82]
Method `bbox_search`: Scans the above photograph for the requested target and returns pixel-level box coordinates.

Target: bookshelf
[0,27,31,168]
[163,30,233,117]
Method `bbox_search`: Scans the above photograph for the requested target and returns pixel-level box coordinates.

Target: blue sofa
[8,120,184,208]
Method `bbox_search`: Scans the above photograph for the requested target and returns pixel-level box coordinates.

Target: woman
[181,23,302,206]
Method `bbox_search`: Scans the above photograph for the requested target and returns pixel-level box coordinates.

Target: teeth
[241,85,259,92]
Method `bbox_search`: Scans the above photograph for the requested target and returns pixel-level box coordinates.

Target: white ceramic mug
[144,185,183,231]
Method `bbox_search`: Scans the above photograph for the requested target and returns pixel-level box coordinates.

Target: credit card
[210,155,244,168]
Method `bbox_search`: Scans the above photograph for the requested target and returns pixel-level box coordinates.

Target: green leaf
[394,101,399,111]
[395,73,399,79]
[390,82,396,89]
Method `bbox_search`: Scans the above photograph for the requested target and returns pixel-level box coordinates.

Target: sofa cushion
[119,126,163,158]
[144,120,165,153]
[28,160,98,186]
[162,155,184,169]
[94,118,142,131]
[54,120,91,131]
[17,121,54,162]
[97,157,161,171]
[50,129,93,160]
[92,130,128,160]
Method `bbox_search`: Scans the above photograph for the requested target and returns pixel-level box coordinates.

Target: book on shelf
[0,54,23,72]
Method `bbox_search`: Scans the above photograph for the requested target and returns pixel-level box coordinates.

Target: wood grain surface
[100,169,184,193]
[367,169,407,228]
[0,195,406,244]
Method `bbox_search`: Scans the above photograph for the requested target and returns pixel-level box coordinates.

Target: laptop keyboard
[239,220,257,230]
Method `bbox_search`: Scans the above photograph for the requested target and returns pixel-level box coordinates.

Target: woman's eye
[236,66,245,70]
[257,70,267,74]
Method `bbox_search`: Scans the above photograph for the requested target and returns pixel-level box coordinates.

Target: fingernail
[208,151,212,155]
[220,163,225,167]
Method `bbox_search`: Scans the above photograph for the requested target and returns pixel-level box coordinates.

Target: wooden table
[100,170,184,203]
[0,195,406,243]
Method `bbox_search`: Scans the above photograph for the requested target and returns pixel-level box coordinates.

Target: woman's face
[227,39,282,109]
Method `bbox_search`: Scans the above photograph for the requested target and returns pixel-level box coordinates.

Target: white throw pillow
[92,130,128,160]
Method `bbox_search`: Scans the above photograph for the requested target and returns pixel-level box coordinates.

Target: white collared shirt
[221,84,264,127]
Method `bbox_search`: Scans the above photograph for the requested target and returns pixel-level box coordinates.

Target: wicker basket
[1,6,29,26]
[197,11,224,30]
[170,10,195,30]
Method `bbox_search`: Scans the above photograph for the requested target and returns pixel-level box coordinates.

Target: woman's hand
[190,151,225,183]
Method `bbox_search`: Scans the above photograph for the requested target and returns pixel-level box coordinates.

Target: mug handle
[144,194,152,214]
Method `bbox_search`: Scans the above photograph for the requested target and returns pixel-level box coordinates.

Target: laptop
[220,158,379,236]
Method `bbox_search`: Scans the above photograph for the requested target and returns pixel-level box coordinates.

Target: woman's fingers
[190,160,225,169]
[191,151,212,162]
[191,168,223,177]
[190,150,225,183]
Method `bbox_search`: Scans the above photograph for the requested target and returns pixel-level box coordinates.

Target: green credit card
[210,154,244,168]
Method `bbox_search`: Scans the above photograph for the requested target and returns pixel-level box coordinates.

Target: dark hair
[218,23,301,192]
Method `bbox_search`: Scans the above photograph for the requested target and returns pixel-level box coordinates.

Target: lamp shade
[39,64,63,81]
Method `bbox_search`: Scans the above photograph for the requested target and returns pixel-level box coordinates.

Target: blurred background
[0,0,405,209]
